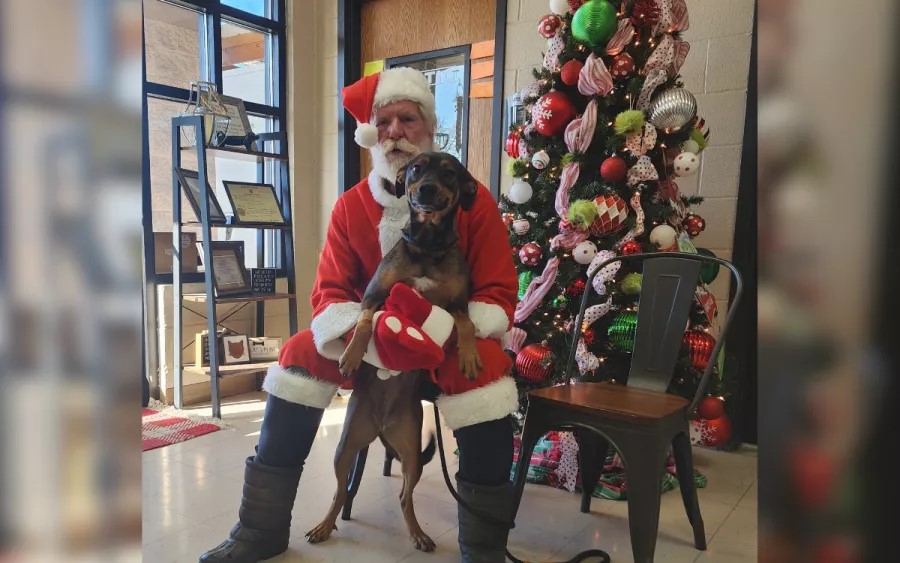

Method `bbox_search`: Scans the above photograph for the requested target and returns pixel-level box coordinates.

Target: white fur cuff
[311,301,361,360]
[262,364,338,409]
[421,305,455,347]
[436,377,519,430]
[468,301,511,340]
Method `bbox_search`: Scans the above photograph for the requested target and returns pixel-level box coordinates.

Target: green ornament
[608,311,638,352]
[552,294,569,309]
[571,0,618,47]
[518,271,535,300]
[696,248,720,284]
[620,273,642,295]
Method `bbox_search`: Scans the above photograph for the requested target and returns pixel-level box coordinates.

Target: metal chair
[510,252,743,563]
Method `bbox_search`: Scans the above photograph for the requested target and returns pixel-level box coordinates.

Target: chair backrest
[565,252,743,414]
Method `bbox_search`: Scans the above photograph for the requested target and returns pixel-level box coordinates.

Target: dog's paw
[411,530,436,552]
[458,347,483,381]
[305,522,337,544]
[338,340,366,376]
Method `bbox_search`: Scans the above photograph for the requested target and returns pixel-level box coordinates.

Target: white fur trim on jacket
[310,301,360,360]
[262,364,338,409]
[368,170,408,209]
[468,301,511,340]
[369,170,410,256]
[436,377,519,430]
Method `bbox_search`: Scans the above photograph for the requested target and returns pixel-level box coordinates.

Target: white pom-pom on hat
[354,123,378,148]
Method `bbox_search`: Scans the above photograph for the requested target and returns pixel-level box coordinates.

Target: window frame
[142,0,287,285]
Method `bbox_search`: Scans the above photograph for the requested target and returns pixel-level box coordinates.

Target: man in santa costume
[200,67,519,563]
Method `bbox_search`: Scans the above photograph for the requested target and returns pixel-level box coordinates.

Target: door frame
[338,0,507,199]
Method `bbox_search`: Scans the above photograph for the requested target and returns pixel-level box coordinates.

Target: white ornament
[573,241,598,265]
[649,224,678,250]
[673,151,700,177]
[681,139,700,154]
[531,150,550,170]
[549,0,570,15]
[513,219,531,235]
[509,179,534,204]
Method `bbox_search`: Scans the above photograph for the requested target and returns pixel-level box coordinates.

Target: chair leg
[672,431,706,550]
[510,421,545,522]
[341,446,368,521]
[618,438,668,563]
[576,430,610,514]
[382,448,394,476]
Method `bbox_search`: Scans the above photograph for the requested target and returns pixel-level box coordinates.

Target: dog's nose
[418,184,437,198]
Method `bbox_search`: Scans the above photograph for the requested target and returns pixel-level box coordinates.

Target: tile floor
[143,392,757,562]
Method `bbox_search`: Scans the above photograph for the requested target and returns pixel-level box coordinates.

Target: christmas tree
[501,0,731,447]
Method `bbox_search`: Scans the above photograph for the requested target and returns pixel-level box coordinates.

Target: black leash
[432,406,611,563]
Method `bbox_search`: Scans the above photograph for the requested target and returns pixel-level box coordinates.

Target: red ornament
[515,343,554,383]
[560,59,584,86]
[630,0,661,28]
[505,129,522,158]
[519,242,543,266]
[683,329,716,371]
[620,240,642,255]
[697,396,725,420]
[582,328,595,345]
[511,245,521,257]
[610,53,635,80]
[532,91,576,137]
[567,278,586,296]
[538,14,562,38]
[590,194,629,236]
[599,155,628,183]
[682,213,706,237]
[703,415,732,447]
[568,0,585,11]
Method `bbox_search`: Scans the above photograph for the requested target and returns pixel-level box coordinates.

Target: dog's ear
[394,165,408,198]
[458,163,478,211]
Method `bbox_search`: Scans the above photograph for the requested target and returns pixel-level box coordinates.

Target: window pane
[395,53,467,162]
[143,0,203,89]
[221,21,271,106]
[222,0,270,18]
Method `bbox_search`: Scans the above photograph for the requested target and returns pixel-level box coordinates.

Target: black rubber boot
[199,457,302,562]
[456,475,514,563]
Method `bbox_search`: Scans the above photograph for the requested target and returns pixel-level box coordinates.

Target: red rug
[142,402,225,451]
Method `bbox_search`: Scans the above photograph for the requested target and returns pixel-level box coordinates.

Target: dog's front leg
[451,311,482,381]
[338,307,375,376]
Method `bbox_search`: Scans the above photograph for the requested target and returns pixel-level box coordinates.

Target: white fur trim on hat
[262,364,338,409]
[373,67,437,129]
[420,305,455,347]
[355,122,378,148]
[436,377,519,430]
[310,301,361,360]
[468,301,511,340]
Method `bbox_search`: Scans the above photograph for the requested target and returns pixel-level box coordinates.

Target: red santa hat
[341,67,436,149]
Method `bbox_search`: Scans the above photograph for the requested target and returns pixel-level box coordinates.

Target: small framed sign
[216,94,255,147]
[249,337,282,362]
[198,241,252,297]
[222,181,287,225]
[249,268,276,294]
[222,334,251,365]
[174,167,227,224]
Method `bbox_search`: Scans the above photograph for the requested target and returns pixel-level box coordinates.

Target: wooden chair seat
[530,382,689,424]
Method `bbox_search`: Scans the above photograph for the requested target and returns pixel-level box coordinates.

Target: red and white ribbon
[554,432,580,492]
[605,19,636,56]
[550,219,589,250]
[644,33,690,78]
[543,34,566,71]
[578,53,614,97]
[587,249,620,296]
[627,155,660,186]
[654,0,690,37]
[564,99,598,153]
[514,257,560,323]
[618,190,646,246]
[575,337,601,374]
[637,68,668,110]
[554,161,581,219]
[625,123,658,156]
[582,297,614,326]
[503,327,527,354]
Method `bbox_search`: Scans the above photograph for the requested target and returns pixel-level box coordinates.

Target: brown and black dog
[304,152,481,552]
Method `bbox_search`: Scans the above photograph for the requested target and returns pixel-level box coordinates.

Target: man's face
[369,100,434,183]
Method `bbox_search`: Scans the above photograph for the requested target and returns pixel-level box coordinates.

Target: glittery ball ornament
[519,242,543,266]
[515,342,554,383]
[532,91,577,136]
[683,329,716,371]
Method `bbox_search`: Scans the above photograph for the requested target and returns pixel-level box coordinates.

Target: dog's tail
[420,432,436,468]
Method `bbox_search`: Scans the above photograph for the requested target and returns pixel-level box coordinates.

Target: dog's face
[394,152,477,223]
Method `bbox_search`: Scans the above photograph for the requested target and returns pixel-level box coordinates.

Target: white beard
[369,138,435,182]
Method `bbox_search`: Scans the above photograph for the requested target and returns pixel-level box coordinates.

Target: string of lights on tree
[500,0,732,447]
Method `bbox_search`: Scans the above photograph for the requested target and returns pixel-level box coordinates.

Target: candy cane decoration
[503,327,527,354]
[554,162,581,219]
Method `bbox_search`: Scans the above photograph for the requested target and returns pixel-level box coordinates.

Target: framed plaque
[222,181,287,225]
[174,167,227,224]
[222,334,250,365]
[198,241,252,297]
[216,94,254,139]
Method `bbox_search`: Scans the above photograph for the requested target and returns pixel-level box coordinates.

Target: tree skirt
[142,399,228,451]
[510,431,707,501]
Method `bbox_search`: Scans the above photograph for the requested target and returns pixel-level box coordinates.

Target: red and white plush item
[341,67,437,148]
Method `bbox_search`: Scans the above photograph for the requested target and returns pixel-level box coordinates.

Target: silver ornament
[647,88,697,133]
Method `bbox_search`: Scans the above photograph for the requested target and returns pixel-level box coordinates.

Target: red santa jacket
[309,170,517,361]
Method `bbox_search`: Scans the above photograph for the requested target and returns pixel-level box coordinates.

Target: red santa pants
[262,329,519,430]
